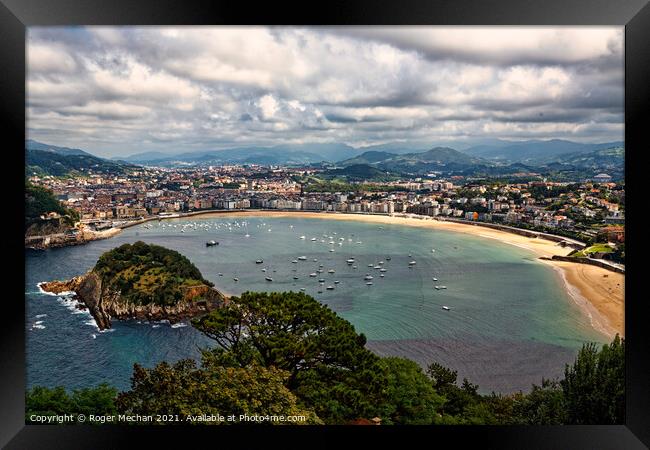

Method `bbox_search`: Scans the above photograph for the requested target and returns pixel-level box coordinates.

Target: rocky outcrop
[40,272,227,330]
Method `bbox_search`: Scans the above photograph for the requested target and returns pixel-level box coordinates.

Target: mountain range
[25,139,624,180]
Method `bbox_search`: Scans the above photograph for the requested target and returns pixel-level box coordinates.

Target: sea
[25,215,607,394]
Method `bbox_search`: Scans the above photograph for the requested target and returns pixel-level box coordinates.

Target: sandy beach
[188,210,624,339]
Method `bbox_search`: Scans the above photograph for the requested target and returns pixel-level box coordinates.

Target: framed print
[2,0,648,448]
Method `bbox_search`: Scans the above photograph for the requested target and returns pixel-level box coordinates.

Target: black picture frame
[2,1,648,448]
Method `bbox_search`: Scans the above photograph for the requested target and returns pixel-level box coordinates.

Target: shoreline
[185,210,624,340]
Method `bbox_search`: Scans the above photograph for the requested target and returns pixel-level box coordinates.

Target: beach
[188,210,624,339]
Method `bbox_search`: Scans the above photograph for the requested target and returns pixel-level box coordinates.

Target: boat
[291,260,298,264]
[374,265,381,269]
[364,274,374,280]
[328,269,335,273]
[300,288,306,291]
[317,269,324,273]
[326,286,334,290]
[386,256,391,260]
[366,282,373,285]
[313,258,318,262]
[432,277,438,281]
[435,286,440,290]
[206,240,218,246]
[245,233,250,237]
[233,278,239,282]
[442,306,450,311]
[218,273,223,276]
[380,268,387,272]
[255,260,263,264]
[431,249,436,252]
[329,249,335,252]
[346,258,355,264]
[368,264,374,267]
[261,268,267,272]
[298,256,307,260]
[300,236,306,240]
[265,277,273,282]
[409,261,417,265]
[334,280,340,284]
[319,279,325,283]
[352,265,357,269]
[293,276,299,280]
[311,238,317,241]
[309,273,317,277]
[378,261,384,265]
[440,286,447,289]
[319,264,324,267]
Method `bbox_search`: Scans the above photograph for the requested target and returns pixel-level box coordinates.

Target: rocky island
[40,241,227,330]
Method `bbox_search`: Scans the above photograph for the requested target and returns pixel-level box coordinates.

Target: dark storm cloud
[26,26,624,157]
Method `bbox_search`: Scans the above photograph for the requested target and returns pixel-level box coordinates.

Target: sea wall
[550,255,625,274]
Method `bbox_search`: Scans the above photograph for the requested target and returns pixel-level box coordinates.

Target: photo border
[2,0,648,447]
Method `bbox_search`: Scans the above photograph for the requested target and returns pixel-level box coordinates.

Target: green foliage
[116,359,320,424]
[378,357,444,424]
[25,182,78,231]
[94,241,213,306]
[26,148,131,177]
[193,291,386,423]
[26,384,117,423]
[561,334,625,424]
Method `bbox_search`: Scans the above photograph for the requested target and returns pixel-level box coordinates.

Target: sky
[27,26,624,158]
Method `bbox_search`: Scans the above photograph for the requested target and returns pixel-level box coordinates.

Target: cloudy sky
[27,26,623,158]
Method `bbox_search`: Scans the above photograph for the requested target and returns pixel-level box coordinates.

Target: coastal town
[26,163,625,266]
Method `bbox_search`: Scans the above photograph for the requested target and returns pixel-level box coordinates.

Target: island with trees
[39,241,226,330]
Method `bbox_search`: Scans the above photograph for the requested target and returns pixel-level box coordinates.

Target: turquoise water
[25,215,607,393]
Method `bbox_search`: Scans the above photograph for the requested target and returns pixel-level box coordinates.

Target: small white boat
[311,238,317,241]
[366,282,373,285]
[380,274,385,278]
[442,306,450,311]
[334,280,340,284]
[309,273,317,277]
[329,249,335,252]
[431,249,436,252]
[291,260,298,264]
[233,278,239,282]
[300,288,306,291]
[374,265,381,270]
[435,286,440,290]
[352,265,358,269]
[409,261,417,265]
[300,236,306,240]
[313,258,318,262]
[298,256,307,260]
[326,286,334,290]
[380,268,387,272]
[440,286,447,289]
[347,258,355,264]
[328,269,335,273]
[293,276,299,280]
[265,277,273,282]
[368,264,374,267]
[432,278,438,281]
[256,260,263,264]
[319,279,325,283]
[364,275,374,280]
[261,268,267,272]
[218,273,223,276]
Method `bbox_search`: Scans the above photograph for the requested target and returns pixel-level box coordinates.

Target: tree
[510,379,566,425]
[561,335,625,424]
[193,291,392,423]
[116,359,320,424]
[25,384,118,423]
[378,357,444,425]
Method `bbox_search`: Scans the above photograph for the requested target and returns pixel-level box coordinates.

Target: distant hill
[26,141,137,177]
[338,147,485,175]
[26,139,93,157]
[464,139,624,164]
[124,143,360,166]
[325,164,393,181]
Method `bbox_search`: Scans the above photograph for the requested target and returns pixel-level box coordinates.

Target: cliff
[41,271,226,330]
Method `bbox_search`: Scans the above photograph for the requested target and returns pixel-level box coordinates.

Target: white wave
[170,322,187,328]
[35,314,47,318]
[34,320,44,325]
[32,324,45,329]
[151,324,160,328]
